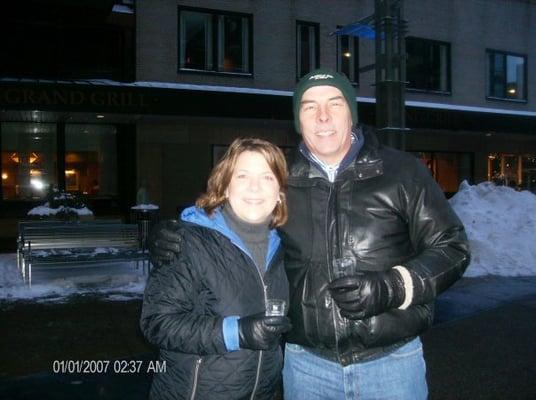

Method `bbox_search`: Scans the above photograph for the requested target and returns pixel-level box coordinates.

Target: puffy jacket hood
[181,206,281,269]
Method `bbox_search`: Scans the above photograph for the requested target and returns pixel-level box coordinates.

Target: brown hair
[196,137,289,227]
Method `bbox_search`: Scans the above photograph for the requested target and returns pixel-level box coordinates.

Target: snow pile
[28,204,93,216]
[0,253,147,302]
[449,181,536,277]
[27,188,94,217]
[131,204,159,210]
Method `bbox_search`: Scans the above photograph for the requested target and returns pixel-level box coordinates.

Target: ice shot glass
[332,257,358,279]
[265,299,287,316]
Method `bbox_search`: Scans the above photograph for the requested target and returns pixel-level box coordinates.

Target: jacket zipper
[189,357,202,400]
[250,350,263,400]
[326,183,343,362]
[250,261,268,399]
[235,235,273,399]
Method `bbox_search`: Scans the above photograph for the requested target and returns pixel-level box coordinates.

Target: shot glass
[265,299,287,316]
[332,257,358,279]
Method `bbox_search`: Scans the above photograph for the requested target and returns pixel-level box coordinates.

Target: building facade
[1,0,535,249]
[135,0,536,204]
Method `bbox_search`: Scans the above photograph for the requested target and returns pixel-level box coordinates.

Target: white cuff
[393,266,413,310]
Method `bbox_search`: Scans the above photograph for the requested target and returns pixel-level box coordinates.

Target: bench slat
[17,220,152,286]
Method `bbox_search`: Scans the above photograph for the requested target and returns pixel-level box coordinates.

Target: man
[151,69,470,399]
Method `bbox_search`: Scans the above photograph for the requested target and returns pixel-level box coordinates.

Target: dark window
[296,21,319,79]
[406,37,451,93]
[0,21,134,82]
[487,50,526,101]
[178,7,252,74]
[336,28,359,84]
[413,151,472,196]
[65,125,118,197]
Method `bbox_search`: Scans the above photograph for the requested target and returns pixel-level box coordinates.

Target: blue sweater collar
[180,206,281,269]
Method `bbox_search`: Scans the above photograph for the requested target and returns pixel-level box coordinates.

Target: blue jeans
[283,338,428,400]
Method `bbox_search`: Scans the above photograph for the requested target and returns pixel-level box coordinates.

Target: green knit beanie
[293,68,358,134]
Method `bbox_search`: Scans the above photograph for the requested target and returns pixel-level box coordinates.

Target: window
[178,7,252,74]
[296,21,319,79]
[1,123,57,200]
[488,153,536,192]
[413,151,472,195]
[0,20,133,82]
[65,125,118,196]
[406,37,451,93]
[337,29,359,84]
[487,50,526,101]
[0,123,119,200]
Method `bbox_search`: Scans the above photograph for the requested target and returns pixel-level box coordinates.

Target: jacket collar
[180,206,281,268]
[290,125,383,183]
[298,127,365,182]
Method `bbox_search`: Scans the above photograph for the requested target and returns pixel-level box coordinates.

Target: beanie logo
[308,74,334,80]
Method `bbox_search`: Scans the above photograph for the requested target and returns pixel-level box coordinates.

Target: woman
[140,138,291,400]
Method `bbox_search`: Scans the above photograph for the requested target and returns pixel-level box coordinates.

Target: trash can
[130,204,160,251]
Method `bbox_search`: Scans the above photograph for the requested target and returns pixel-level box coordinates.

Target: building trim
[2,77,534,117]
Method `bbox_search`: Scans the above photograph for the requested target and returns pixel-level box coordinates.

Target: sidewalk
[1,276,535,400]
[424,275,536,400]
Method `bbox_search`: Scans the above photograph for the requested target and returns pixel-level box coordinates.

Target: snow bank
[0,253,146,302]
[131,204,159,210]
[450,181,536,277]
[27,204,94,216]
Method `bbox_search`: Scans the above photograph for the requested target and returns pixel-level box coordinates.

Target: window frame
[177,5,254,76]
[405,36,452,95]
[412,150,474,196]
[486,49,527,103]
[336,25,359,86]
[296,20,320,80]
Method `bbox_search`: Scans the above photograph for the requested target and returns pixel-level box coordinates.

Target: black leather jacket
[278,126,470,365]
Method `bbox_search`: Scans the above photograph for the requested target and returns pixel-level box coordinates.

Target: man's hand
[328,270,405,319]
[148,219,183,267]
[238,312,292,350]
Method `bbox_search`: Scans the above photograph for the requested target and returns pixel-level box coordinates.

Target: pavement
[1,275,535,400]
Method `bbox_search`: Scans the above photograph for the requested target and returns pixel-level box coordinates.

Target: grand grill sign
[0,83,151,113]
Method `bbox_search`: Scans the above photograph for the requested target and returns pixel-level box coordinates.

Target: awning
[330,23,377,39]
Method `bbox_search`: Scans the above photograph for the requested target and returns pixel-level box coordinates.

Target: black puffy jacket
[278,126,470,365]
[141,207,289,399]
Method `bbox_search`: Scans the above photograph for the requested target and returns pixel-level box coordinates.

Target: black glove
[328,270,406,319]
[238,313,292,350]
[148,219,183,267]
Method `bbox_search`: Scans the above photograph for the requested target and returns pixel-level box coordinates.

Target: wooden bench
[17,220,151,287]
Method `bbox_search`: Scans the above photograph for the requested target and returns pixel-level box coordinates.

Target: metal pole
[374,0,408,150]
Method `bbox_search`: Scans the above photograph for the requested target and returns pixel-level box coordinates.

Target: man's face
[299,85,353,165]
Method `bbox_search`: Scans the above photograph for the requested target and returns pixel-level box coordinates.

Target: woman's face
[225,150,280,224]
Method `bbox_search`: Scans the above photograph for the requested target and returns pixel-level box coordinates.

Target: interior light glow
[10,152,40,164]
[29,152,39,164]
[30,178,45,190]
